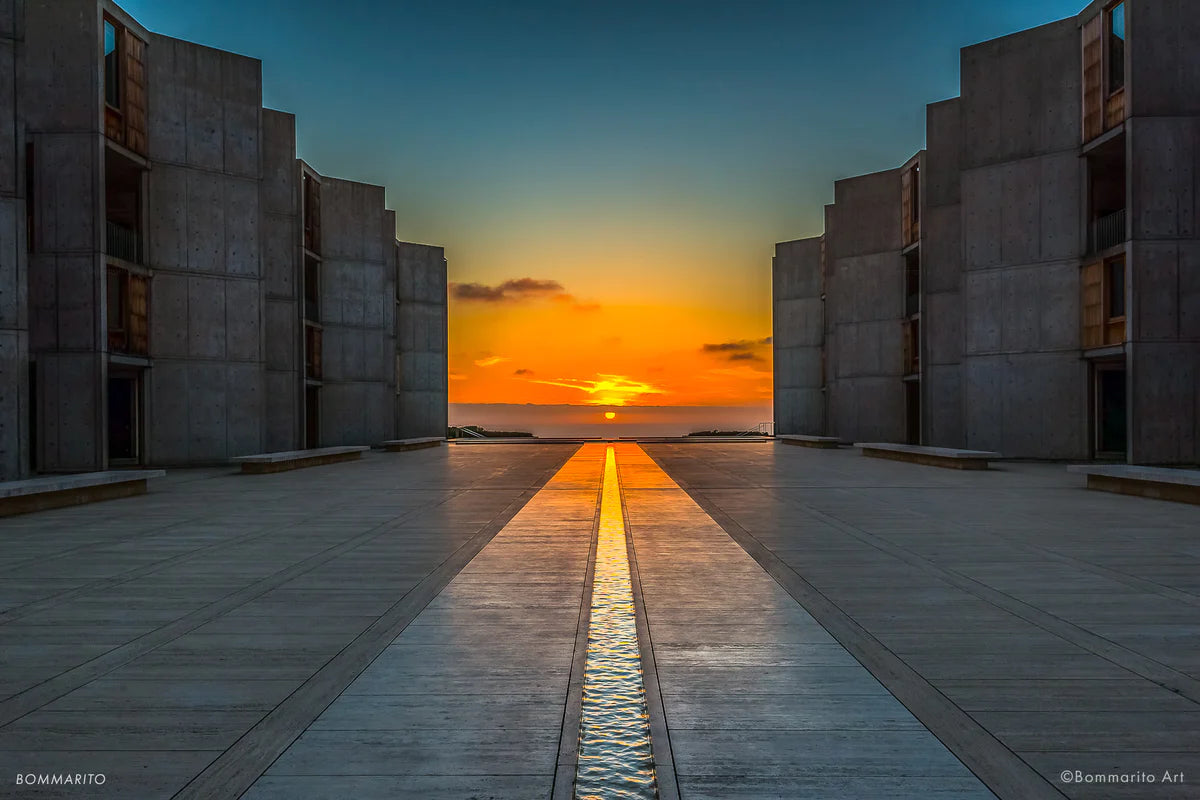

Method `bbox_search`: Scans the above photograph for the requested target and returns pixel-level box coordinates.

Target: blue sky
[115,0,1087,412]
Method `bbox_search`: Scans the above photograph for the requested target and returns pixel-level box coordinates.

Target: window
[104,20,121,109]
[1107,256,1126,320]
[303,174,321,253]
[1107,2,1126,94]
[901,163,920,248]
[106,268,150,355]
[304,256,320,321]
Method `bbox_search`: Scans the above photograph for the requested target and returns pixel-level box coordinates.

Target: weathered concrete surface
[958,18,1086,460]
[922,98,965,449]
[260,109,301,453]
[146,35,266,465]
[0,0,26,481]
[395,241,447,440]
[0,444,575,799]
[647,442,1200,800]
[823,168,907,444]
[772,236,824,437]
[318,179,395,448]
[1123,0,1200,465]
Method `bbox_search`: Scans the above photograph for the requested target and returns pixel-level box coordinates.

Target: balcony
[106,221,141,264]
[1089,208,1126,254]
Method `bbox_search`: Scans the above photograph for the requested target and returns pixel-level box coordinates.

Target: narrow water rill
[574,446,659,800]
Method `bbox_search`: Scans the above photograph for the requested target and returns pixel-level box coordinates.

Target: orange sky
[447,273,773,408]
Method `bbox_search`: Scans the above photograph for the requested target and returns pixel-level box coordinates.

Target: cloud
[448,372,468,381]
[449,277,600,311]
[701,337,773,363]
[474,356,511,367]
[514,368,534,376]
[529,374,668,406]
[450,278,564,303]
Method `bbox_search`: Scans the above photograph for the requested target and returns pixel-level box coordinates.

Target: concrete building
[0,0,448,479]
[774,0,1200,465]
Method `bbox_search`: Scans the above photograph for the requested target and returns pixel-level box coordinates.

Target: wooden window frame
[106,266,150,356]
[1081,256,1126,349]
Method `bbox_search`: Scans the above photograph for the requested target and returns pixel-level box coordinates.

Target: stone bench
[778,434,842,449]
[379,437,444,452]
[0,470,166,517]
[856,443,1000,470]
[1068,465,1200,505]
[231,446,369,474]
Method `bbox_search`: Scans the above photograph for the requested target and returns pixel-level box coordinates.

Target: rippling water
[574,447,659,800]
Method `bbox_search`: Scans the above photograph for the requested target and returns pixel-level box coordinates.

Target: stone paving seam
[639,450,1063,800]
[550,451,604,800]
[753,485,1200,706]
[0,485,476,723]
[172,451,578,800]
[0,488,419,627]
[618,448,681,800]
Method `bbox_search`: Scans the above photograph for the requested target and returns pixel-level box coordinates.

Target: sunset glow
[447,278,773,413]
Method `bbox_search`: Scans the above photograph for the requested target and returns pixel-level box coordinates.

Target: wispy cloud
[448,372,468,381]
[450,277,600,311]
[701,337,772,363]
[474,356,511,367]
[450,278,563,303]
[527,374,667,406]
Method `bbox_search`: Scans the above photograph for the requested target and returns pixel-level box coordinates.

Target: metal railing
[106,221,141,263]
[1089,208,1126,253]
[453,426,486,439]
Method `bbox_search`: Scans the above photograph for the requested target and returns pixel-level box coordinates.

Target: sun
[604,411,617,420]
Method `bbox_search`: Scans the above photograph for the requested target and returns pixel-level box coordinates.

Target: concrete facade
[823,168,908,445]
[774,1,1199,464]
[0,0,27,479]
[0,0,449,479]
[771,237,824,436]
[145,35,266,465]
[317,178,396,448]
[395,241,448,440]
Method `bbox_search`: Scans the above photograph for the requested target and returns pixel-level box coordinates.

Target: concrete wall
[22,0,106,472]
[923,99,964,448]
[318,178,395,446]
[957,19,1088,459]
[0,0,28,479]
[1125,0,1200,464]
[260,109,300,452]
[395,241,447,439]
[772,237,824,436]
[145,35,265,464]
[824,169,906,443]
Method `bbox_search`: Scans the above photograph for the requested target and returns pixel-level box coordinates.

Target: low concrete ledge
[856,443,1001,471]
[778,435,842,449]
[379,437,444,452]
[231,446,369,474]
[1068,465,1200,505]
[0,470,166,517]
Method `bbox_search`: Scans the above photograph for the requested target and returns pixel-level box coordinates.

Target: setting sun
[605,412,617,420]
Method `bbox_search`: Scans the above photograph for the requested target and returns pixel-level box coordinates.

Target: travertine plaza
[0,441,1197,799]
[2,2,1199,800]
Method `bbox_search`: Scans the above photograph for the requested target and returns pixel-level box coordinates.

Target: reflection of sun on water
[604,412,617,420]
